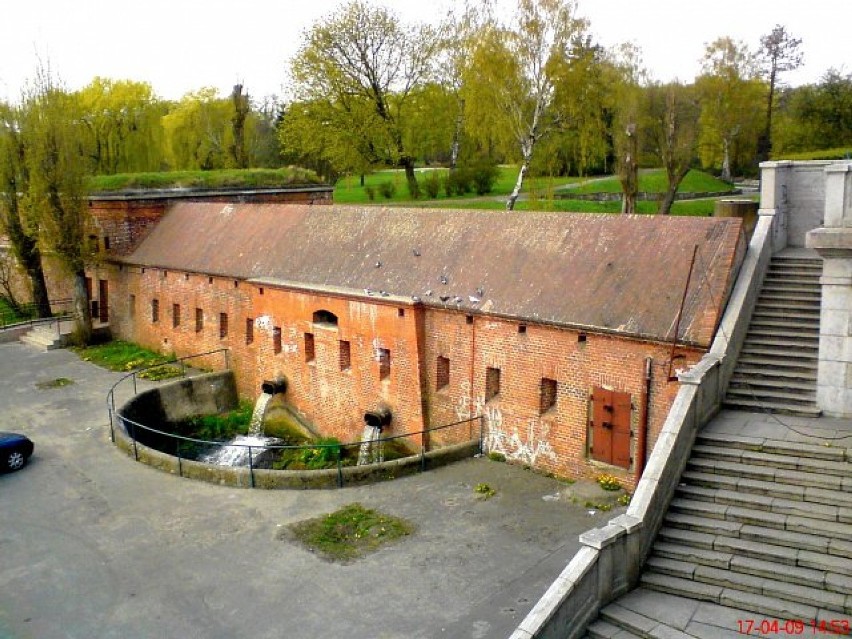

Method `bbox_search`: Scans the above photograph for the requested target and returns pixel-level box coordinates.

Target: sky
[0,0,848,103]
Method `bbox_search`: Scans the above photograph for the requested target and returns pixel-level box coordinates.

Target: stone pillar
[759,160,792,252]
[806,163,852,417]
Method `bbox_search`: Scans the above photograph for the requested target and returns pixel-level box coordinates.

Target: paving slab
[0,342,621,639]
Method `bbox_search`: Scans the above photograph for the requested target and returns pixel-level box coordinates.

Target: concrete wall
[509,204,777,639]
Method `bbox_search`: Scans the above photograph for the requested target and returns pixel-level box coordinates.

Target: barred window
[246,318,254,345]
[219,312,228,339]
[436,356,450,390]
[379,348,391,380]
[339,340,351,370]
[172,304,181,328]
[540,378,558,413]
[485,367,501,401]
[151,298,159,323]
[195,308,203,333]
[305,333,315,362]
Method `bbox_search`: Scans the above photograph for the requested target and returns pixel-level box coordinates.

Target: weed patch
[74,340,177,372]
[36,377,73,389]
[286,503,414,562]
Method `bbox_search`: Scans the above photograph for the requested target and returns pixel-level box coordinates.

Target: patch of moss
[36,377,74,389]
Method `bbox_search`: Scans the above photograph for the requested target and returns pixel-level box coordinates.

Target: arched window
[312,309,339,326]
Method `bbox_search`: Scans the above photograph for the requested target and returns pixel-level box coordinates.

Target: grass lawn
[89,167,322,192]
[420,195,729,216]
[333,166,584,204]
[772,147,852,161]
[569,169,735,195]
[73,340,183,379]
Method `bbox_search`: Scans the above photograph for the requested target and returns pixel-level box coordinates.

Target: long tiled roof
[120,203,744,347]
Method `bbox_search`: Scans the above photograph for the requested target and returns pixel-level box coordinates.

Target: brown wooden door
[590,387,632,469]
[98,279,109,323]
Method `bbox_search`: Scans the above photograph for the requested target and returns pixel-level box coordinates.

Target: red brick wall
[97,259,702,489]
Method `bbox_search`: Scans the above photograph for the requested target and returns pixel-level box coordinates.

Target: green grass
[74,340,178,372]
[333,166,583,204]
[286,503,414,562]
[0,297,38,326]
[772,147,852,161]
[35,377,74,390]
[569,169,734,195]
[420,195,721,216]
[88,167,323,192]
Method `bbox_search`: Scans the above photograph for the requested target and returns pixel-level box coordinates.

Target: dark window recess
[589,387,632,469]
[305,333,315,362]
[379,348,391,380]
[485,367,501,401]
[104,237,110,250]
[246,318,254,344]
[129,294,136,317]
[436,356,450,390]
[339,340,351,370]
[540,378,557,413]
[172,303,181,328]
[195,308,203,333]
[466,315,473,325]
[578,333,587,343]
[259,287,264,296]
[273,327,282,354]
[219,312,228,339]
[398,308,405,318]
[312,310,338,326]
[208,276,213,284]
[518,324,527,334]
[151,299,159,323]
[234,280,239,288]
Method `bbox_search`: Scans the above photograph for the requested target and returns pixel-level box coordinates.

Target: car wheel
[6,449,26,471]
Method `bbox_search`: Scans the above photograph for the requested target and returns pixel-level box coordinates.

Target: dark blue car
[0,432,34,472]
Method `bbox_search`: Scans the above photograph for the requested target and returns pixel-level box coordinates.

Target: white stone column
[759,160,792,252]
[806,163,852,417]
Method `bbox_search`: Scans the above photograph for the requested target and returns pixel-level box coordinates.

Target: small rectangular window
[305,333,315,362]
[195,308,203,333]
[273,327,282,354]
[129,294,136,318]
[436,356,450,390]
[151,298,159,323]
[339,340,351,370]
[219,312,228,339]
[540,378,557,413]
[246,318,254,344]
[104,236,110,250]
[379,348,391,380]
[485,367,501,401]
[172,303,181,328]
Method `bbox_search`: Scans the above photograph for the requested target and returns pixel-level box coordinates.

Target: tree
[161,88,234,170]
[757,25,803,160]
[646,82,700,215]
[287,1,438,190]
[230,84,250,169]
[21,68,94,343]
[76,78,166,174]
[0,102,52,318]
[609,42,647,215]
[467,0,588,210]
[697,37,763,181]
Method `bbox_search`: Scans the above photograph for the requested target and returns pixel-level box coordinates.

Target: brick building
[84,197,744,487]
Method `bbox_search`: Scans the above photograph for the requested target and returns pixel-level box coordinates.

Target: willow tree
[287,1,438,191]
[22,70,93,343]
[0,102,51,317]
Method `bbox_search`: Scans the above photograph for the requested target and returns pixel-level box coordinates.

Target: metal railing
[0,298,73,333]
[114,413,483,488]
[106,348,231,438]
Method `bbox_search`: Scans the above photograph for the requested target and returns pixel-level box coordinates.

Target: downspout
[469,315,476,420]
[635,356,652,484]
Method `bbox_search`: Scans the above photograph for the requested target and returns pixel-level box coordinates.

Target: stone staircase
[725,253,822,417]
[586,430,852,639]
[19,321,70,351]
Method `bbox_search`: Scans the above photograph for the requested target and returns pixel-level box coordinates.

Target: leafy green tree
[609,42,647,215]
[76,77,166,174]
[162,88,234,170]
[0,102,51,317]
[21,69,94,342]
[230,84,250,169]
[756,25,803,160]
[286,1,438,190]
[696,37,764,180]
[645,82,700,215]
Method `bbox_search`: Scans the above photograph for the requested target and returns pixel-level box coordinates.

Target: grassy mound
[88,167,323,192]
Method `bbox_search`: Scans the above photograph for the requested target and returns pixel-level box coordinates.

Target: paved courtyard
[0,342,621,639]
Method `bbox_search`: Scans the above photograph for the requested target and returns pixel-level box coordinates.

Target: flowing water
[357,424,384,465]
[204,392,275,466]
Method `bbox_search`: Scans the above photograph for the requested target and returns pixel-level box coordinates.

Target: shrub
[487,451,506,462]
[298,437,342,469]
[365,185,376,201]
[423,171,442,199]
[446,168,473,196]
[596,474,622,491]
[472,162,499,195]
[378,181,396,199]
[407,179,421,199]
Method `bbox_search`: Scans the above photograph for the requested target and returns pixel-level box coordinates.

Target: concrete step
[761,284,821,297]
[727,375,816,393]
[680,470,852,506]
[751,307,821,321]
[19,332,64,351]
[722,397,821,417]
[763,274,821,284]
[735,355,818,372]
[738,345,818,361]
[644,558,850,613]
[675,484,852,524]
[730,366,817,381]
[746,326,819,341]
[690,445,852,478]
[742,336,819,351]
[586,618,642,639]
[598,602,668,638]
[686,457,847,491]
[749,317,820,331]
[724,387,817,405]
[695,431,849,461]
[755,297,821,309]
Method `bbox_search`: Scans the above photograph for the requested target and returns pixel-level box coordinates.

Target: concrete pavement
[0,341,621,639]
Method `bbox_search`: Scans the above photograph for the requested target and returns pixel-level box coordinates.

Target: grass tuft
[74,340,178,372]
[286,503,414,562]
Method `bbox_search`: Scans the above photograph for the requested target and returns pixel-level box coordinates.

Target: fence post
[131,420,139,461]
[336,446,344,488]
[420,444,426,472]
[479,415,485,455]
[108,392,116,442]
[176,440,183,478]
[249,447,255,488]
[132,373,137,396]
